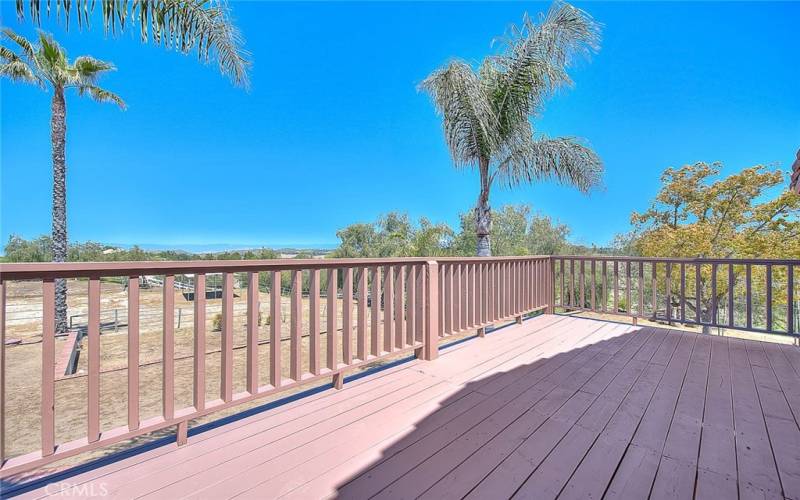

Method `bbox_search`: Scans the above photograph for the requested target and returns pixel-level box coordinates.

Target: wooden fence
[0,256,547,477]
[553,256,799,336]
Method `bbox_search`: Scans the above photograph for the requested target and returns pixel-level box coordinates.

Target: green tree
[14,0,249,87]
[2,30,125,333]
[632,162,799,332]
[420,1,603,256]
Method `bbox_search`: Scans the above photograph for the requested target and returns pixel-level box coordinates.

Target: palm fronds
[419,60,497,166]
[1,29,125,108]
[15,0,250,88]
[420,1,603,192]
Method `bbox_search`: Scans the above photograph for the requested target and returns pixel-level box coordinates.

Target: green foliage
[211,313,222,332]
[632,162,799,259]
[1,29,125,108]
[330,213,454,258]
[1,235,288,263]
[331,204,585,258]
[14,0,250,88]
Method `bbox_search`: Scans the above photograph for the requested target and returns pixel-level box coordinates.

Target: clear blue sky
[2,2,798,250]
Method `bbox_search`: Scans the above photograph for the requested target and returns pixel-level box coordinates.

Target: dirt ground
[3,278,477,477]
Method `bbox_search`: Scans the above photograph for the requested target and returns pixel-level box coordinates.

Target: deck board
[5,315,800,500]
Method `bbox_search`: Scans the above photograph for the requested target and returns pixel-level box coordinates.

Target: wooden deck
[6,314,800,499]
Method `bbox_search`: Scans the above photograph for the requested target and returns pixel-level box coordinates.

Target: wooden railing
[438,257,551,337]
[0,256,547,478]
[2,254,795,478]
[553,256,800,336]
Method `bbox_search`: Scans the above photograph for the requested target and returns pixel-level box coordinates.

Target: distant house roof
[792,149,800,194]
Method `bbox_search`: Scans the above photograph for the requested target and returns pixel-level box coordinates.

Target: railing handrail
[553,255,800,265]
[0,255,550,280]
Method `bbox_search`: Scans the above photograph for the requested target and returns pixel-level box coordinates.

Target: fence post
[547,257,555,314]
[420,261,439,361]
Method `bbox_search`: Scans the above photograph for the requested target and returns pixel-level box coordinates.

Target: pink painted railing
[553,256,800,336]
[0,256,548,477]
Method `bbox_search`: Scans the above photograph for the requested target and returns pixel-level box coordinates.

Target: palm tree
[14,0,250,88]
[420,1,603,256]
[1,30,125,333]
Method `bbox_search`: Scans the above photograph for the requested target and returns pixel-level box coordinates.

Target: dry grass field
[4,278,476,477]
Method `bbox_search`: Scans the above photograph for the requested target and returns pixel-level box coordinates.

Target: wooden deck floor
[6,315,800,499]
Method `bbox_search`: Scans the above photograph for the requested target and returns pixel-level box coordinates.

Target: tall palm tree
[1,29,125,333]
[14,0,250,88]
[420,1,603,256]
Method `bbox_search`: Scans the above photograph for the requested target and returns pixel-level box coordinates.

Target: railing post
[420,261,439,361]
[547,257,555,314]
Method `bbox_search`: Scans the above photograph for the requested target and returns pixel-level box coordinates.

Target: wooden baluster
[727,264,734,328]
[638,262,644,319]
[407,265,416,346]
[327,268,339,368]
[613,261,619,313]
[343,267,353,364]
[569,259,575,308]
[246,272,260,392]
[357,268,367,361]
[560,259,565,309]
[497,263,503,318]
[438,264,445,336]
[651,263,657,320]
[495,262,501,319]
[516,261,521,313]
[666,263,672,323]
[162,275,175,420]
[310,269,321,375]
[487,263,494,320]
[221,272,234,401]
[416,264,425,343]
[766,264,773,332]
[453,264,462,330]
[626,262,632,315]
[444,264,453,334]
[461,264,468,329]
[695,265,702,324]
[127,276,140,431]
[290,270,303,381]
[590,260,596,311]
[193,273,206,411]
[270,271,282,388]
[788,265,794,335]
[41,279,56,456]
[580,260,585,310]
[370,267,381,356]
[87,277,101,442]
[383,266,394,351]
[745,264,752,330]
[711,264,717,326]
[680,263,686,322]
[394,265,404,349]
[601,261,607,313]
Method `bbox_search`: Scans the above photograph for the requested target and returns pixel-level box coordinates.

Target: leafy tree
[3,235,53,262]
[14,0,250,87]
[420,1,603,256]
[527,213,574,255]
[2,30,125,333]
[632,163,799,259]
[632,162,799,332]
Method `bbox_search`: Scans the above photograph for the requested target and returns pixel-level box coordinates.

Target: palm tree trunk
[51,87,68,334]
[475,157,491,257]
